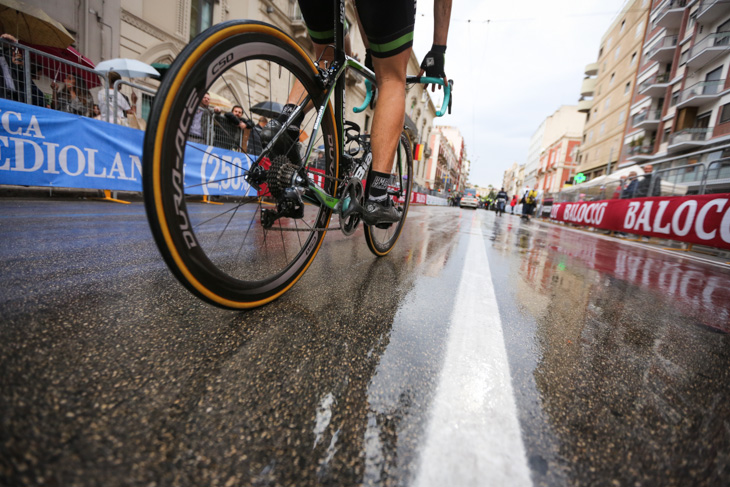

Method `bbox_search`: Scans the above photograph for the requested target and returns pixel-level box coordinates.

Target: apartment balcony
[637,72,671,97]
[653,0,687,29]
[632,108,663,129]
[686,32,730,68]
[584,62,599,76]
[676,79,726,108]
[580,77,597,97]
[577,98,593,113]
[667,127,713,151]
[647,35,678,62]
[623,144,655,161]
[697,0,730,24]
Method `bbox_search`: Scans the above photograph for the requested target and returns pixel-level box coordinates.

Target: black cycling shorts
[297,0,416,58]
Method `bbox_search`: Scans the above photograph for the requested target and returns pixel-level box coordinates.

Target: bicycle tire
[363,131,413,256]
[143,20,339,309]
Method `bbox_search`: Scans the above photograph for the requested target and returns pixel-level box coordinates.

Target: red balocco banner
[550,194,730,250]
[410,191,427,204]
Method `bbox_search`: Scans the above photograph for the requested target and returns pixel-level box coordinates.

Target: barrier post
[95,189,131,204]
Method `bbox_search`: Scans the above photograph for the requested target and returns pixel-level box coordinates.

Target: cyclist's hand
[418,45,447,91]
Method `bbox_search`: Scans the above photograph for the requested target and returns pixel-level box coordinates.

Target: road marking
[414,211,532,487]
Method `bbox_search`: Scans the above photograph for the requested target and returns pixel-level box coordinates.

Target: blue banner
[0,98,254,195]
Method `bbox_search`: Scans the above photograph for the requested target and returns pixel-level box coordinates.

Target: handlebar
[353,77,453,117]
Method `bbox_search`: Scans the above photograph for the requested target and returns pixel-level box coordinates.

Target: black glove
[420,45,447,79]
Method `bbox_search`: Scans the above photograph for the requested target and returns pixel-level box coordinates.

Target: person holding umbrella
[97,70,131,125]
[51,73,91,116]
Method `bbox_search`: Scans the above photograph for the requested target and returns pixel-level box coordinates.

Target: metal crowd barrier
[0,37,252,155]
[0,37,109,115]
[554,160,730,204]
[702,159,730,194]
[112,79,156,127]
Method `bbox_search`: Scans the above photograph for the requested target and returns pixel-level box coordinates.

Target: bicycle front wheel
[143,20,339,309]
[364,131,413,256]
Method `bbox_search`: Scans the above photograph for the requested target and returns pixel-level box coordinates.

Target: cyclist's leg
[355,0,416,224]
[370,50,410,175]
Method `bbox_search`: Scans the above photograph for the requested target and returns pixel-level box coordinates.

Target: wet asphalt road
[1,199,730,486]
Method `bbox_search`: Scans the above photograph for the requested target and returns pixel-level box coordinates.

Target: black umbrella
[250,100,283,118]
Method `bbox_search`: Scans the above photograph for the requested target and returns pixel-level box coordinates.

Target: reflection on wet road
[1,200,729,486]
[486,212,730,486]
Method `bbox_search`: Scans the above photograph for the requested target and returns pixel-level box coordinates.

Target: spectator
[91,103,102,120]
[621,171,639,199]
[98,71,131,125]
[51,74,91,116]
[521,187,537,221]
[214,105,251,150]
[612,176,627,199]
[0,33,45,107]
[510,194,518,214]
[190,92,216,143]
[246,116,268,156]
[636,164,661,197]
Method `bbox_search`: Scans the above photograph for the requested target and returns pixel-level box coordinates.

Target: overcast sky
[412,0,629,188]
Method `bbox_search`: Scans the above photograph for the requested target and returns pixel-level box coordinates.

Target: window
[718,18,730,37]
[720,102,730,124]
[663,127,671,143]
[679,49,689,65]
[600,122,606,135]
[631,52,637,65]
[605,96,611,110]
[141,93,154,121]
[618,111,626,125]
[190,0,214,40]
[588,130,594,142]
[620,20,626,34]
[610,73,615,85]
[670,91,679,106]
[615,45,621,59]
[606,37,612,50]
[695,111,711,129]
[687,13,696,33]
[635,22,643,39]
[624,81,631,95]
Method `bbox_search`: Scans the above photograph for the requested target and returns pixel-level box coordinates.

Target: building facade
[618,0,730,193]
[502,161,524,198]
[421,126,468,193]
[527,105,585,192]
[576,0,651,181]
[537,135,582,194]
[35,0,438,166]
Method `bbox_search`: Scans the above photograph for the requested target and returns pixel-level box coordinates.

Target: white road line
[414,211,532,487]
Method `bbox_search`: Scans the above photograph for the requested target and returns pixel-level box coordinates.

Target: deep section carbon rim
[143,21,337,308]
